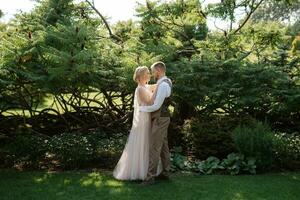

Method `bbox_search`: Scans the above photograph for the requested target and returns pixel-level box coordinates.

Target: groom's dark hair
[151,61,166,72]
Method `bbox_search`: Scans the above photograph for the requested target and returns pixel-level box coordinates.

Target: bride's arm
[138,87,154,105]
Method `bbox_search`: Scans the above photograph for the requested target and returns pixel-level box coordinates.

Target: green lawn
[0,170,299,200]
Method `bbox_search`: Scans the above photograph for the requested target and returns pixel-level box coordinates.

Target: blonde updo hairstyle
[133,66,149,83]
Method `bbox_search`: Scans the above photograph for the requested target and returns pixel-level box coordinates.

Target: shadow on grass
[0,170,299,200]
[28,171,188,199]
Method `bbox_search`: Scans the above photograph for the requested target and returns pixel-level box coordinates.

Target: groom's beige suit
[140,76,172,180]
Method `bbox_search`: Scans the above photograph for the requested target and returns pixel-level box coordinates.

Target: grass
[0,170,299,200]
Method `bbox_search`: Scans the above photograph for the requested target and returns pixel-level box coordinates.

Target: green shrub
[2,129,127,170]
[49,133,94,168]
[170,147,191,171]
[221,153,256,175]
[196,156,222,175]
[170,146,257,175]
[233,120,274,171]
[273,133,300,170]
[193,153,256,175]
[87,131,127,168]
[3,133,48,168]
[48,131,126,169]
[182,116,236,160]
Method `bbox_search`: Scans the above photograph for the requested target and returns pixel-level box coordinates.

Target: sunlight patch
[94,180,102,187]
[33,173,52,183]
[64,178,72,185]
[105,180,123,187]
[232,192,246,200]
[80,172,103,187]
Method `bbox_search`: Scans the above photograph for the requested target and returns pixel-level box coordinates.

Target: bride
[113,66,162,180]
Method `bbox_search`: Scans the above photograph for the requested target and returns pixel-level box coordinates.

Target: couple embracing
[113,61,172,185]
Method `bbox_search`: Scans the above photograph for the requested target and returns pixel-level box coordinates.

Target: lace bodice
[135,85,153,106]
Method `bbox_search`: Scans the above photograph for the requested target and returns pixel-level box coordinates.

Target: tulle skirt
[113,112,161,180]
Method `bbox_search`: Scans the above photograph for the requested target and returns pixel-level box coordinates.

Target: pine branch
[85,0,122,42]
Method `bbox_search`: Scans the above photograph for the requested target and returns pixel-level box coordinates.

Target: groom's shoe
[140,177,155,186]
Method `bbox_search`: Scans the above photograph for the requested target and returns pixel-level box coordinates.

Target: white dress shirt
[139,76,171,113]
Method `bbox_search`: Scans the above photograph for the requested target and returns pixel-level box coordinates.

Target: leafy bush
[221,153,256,175]
[194,154,256,175]
[196,156,222,175]
[48,131,126,169]
[182,116,236,160]
[273,133,300,170]
[170,147,257,175]
[48,133,94,168]
[170,147,191,171]
[3,134,48,168]
[2,129,127,169]
[87,131,127,168]
[233,120,275,171]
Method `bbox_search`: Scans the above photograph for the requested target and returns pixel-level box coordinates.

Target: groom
[140,61,172,185]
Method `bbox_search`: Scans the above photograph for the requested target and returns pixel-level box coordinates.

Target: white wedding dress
[113,85,162,180]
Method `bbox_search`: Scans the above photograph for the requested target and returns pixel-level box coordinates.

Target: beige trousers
[146,117,171,180]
